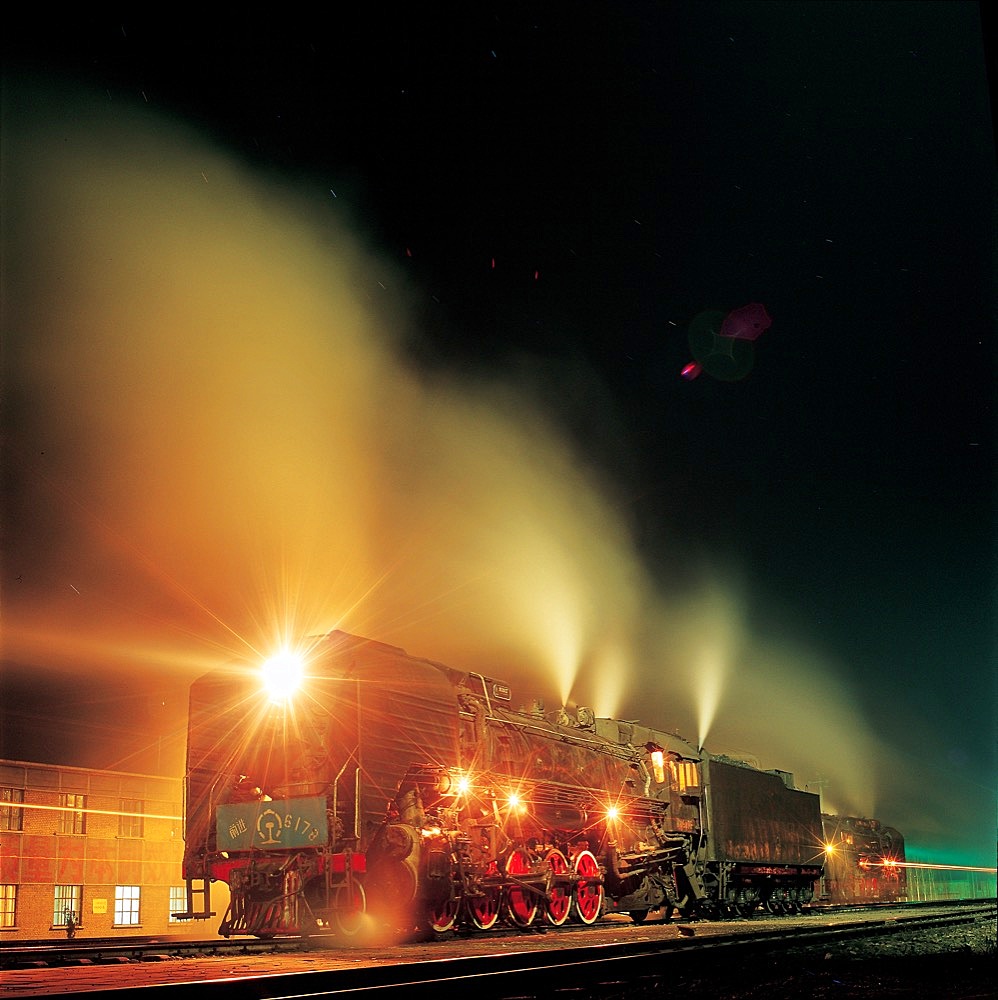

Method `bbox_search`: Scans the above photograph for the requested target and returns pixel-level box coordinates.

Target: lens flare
[261,650,305,703]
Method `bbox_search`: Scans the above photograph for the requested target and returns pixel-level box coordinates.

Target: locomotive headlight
[506,792,526,815]
[261,649,305,702]
[606,805,620,822]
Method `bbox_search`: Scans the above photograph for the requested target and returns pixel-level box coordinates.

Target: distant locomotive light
[261,649,305,702]
[824,842,837,855]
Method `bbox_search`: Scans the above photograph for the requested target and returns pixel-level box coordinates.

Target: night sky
[2,4,995,868]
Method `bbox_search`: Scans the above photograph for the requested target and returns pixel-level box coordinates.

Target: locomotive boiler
[176,631,824,938]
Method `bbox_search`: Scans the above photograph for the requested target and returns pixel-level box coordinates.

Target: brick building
[0,759,227,940]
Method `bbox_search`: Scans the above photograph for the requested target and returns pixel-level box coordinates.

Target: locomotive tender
[177,631,824,937]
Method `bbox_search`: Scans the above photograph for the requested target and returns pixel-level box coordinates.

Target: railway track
[1,896,988,970]
[2,900,993,998]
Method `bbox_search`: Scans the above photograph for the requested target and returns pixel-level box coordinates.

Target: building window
[59,793,86,835]
[53,885,81,927]
[114,885,141,926]
[0,788,24,832]
[169,885,186,923]
[0,885,17,928]
[118,798,144,838]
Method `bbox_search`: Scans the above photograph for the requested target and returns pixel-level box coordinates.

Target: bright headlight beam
[261,649,305,702]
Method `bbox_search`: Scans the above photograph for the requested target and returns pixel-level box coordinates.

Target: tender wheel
[629,909,649,924]
[544,849,571,926]
[426,894,459,933]
[504,848,539,927]
[333,882,367,937]
[572,850,604,925]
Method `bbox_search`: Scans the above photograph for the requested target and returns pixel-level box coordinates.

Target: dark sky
[2,4,995,867]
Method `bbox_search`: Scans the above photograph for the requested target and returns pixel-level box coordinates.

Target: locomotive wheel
[572,850,603,925]
[504,848,539,927]
[426,894,459,934]
[333,882,367,937]
[543,849,571,926]
[467,889,500,930]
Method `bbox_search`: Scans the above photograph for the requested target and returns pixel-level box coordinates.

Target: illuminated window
[0,788,24,832]
[53,885,81,926]
[114,885,141,926]
[650,750,666,784]
[119,799,144,838]
[0,885,16,928]
[59,793,86,835]
[671,761,700,793]
[169,886,186,923]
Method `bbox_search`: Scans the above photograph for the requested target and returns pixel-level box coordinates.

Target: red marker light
[681,362,702,380]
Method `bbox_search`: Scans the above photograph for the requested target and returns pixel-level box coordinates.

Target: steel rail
[15,902,994,999]
[2,897,992,970]
[0,935,307,970]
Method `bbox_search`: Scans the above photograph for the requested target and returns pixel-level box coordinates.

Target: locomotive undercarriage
[368,821,610,934]
[604,840,698,922]
[204,843,820,937]
[203,849,367,938]
[701,861,822,918]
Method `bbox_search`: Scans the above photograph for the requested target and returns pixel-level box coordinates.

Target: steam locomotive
[820,814,908,905]
[176,631,825,938]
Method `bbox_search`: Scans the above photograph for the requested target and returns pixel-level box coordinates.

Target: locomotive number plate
[217,796,328,851]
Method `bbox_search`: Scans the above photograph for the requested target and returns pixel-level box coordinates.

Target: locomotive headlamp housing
[261,649,305,702]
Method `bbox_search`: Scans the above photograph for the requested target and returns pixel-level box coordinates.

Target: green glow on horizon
[903,842,998,870]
